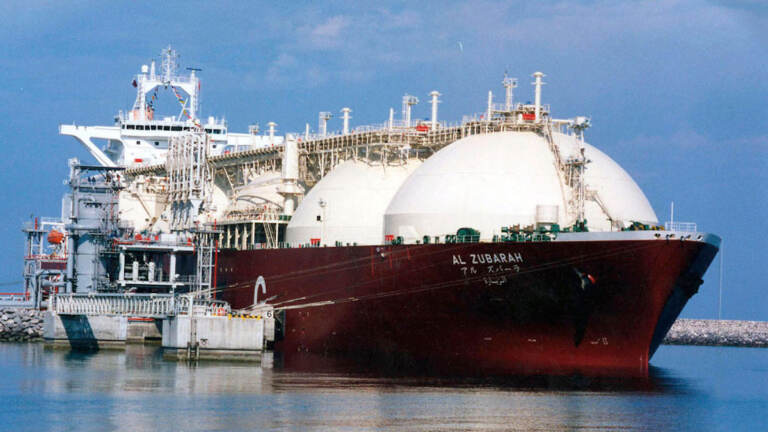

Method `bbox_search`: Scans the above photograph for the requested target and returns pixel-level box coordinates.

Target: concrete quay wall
[664,319,768,347]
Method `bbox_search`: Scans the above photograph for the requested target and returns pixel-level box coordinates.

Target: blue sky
[0,0,765,319]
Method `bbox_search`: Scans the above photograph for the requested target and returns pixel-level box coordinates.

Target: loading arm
[586,190,623,230]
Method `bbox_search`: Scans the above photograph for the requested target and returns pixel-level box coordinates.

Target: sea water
[0,343,765,431]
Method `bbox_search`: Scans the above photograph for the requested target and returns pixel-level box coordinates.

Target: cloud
[265,53,299,83]
[256,0,764,91]
[309,16,349,48]
[263,7,429,87]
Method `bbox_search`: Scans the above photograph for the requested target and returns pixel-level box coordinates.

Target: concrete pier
[664,319,768,347]
[162,314,264,361]
[44,312,128,349]
[126,317,162,343]
[43,312,163,348]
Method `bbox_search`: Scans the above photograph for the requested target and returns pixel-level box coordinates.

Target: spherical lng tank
[220,171,289,217]
[383,131,657,242]
[286,159,422,246]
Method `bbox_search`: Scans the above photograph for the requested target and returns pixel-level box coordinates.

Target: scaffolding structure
[166,132,212,231]
[192,226,219,299]
[64,161,126,294]
[16,218,67,308]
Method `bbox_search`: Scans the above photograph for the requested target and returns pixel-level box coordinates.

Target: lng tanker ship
[54,48,719,376]
[215,129,719,376]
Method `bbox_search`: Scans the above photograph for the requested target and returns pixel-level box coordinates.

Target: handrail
[50,293,230,317]
[664,222,698,233]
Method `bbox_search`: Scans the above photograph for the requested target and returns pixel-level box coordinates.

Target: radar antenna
[161,46,179,84]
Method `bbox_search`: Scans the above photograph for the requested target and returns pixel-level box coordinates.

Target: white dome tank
[286,159,422,246]
[384,131,657,242]
[222,171,288,217]
[384,132,565,242]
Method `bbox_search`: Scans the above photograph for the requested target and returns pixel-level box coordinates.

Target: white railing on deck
[664,222,698,232]
[0,293,34,307]
[50,293,230,317]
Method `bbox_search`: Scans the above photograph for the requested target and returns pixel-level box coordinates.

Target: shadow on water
[63,347,100,363]
[269,352,695,395]
[33,343,696,397]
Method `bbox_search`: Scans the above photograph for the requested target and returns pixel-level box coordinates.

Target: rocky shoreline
[0,308,44,342]
[663,319,768,347]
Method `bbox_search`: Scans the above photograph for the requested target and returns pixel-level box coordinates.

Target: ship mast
[131,46,200,123]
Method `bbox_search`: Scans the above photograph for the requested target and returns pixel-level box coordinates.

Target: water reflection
[0,343,720,432]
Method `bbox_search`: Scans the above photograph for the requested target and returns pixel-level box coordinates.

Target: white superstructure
[60,46,282,168]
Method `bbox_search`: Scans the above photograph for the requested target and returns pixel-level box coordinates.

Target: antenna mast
[502,74,518,111]
[402,94,419,127]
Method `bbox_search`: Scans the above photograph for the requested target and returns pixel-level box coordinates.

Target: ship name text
[452,252,524,266]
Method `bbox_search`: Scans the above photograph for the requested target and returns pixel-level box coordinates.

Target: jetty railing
[50,293,230,318]
[0,292,34,308]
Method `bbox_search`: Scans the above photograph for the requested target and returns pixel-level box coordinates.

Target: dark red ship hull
[217,237,718,376]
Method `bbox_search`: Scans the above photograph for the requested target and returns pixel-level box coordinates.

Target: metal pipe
[503,75,517,111]
[429,91,440,131]
[341,107,351,134]
[118,250,125,283]
[318,112,332,136]
[486,91,493,121]
[533,72,545,122]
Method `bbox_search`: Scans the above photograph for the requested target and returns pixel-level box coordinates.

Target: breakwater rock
[0,308,44,342]
[664,319,768,347]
